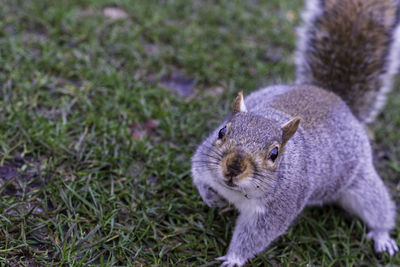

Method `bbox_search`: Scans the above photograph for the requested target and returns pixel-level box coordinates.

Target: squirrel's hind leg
[337,166,398,256]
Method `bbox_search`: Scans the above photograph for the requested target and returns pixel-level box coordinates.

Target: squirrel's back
[296,0,400,123]
[246,85,346,131]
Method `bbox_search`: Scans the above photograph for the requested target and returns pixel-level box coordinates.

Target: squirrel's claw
[216,254,245,267]
[367,230,399,256]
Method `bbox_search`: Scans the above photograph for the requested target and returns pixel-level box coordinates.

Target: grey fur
[192,85,397,266]
[191,0,399,266]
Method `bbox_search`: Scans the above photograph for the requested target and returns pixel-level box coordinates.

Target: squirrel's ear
[232,91,247,115]
[281,116,301,144]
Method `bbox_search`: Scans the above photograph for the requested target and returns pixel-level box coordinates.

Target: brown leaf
[132,129,143,139]
[286,10,297,22]
[130,120,159,139]
[103,7,128,20]
[143,119,159,133]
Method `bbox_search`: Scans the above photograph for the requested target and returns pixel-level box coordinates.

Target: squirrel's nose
[224,155,246,179]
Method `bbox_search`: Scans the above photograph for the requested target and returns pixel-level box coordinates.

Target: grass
[0,0,399,266]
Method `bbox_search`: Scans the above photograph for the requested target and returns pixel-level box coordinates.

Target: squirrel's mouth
[220,177,243,192]
[224,179,237,187]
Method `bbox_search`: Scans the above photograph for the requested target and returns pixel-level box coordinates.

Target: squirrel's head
[208,92,300,196]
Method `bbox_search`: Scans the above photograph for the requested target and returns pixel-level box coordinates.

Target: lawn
[1,0,399,266]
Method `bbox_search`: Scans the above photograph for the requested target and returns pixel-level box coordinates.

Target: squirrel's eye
[268,147,279,162]
[218,126,226,139]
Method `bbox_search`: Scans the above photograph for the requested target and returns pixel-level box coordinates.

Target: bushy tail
[295,0,400,123]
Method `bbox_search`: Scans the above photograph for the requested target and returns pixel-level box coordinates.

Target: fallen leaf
[103,7,128,20]
[143,119,159,132]
[286,10,297,22]
[130,120,159,139]
[204,86,225,96]
[132,129,143,139]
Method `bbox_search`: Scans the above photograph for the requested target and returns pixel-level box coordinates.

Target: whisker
[197,153,221,162]
[192,163,220,168]
[203,144,224,157]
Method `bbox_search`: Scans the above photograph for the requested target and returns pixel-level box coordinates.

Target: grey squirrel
[191,0,400,266]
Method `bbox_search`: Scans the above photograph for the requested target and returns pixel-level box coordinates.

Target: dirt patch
[21,30,47,44]
[161,71,196,98]
[0,156,44,214]
[0,156,53,263]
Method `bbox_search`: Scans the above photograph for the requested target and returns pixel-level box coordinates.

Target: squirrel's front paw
[216,254,245,267]
[367,230,399,256]
[200,185,227,207]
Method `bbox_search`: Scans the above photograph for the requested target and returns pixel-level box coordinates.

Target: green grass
[0,0,399,266]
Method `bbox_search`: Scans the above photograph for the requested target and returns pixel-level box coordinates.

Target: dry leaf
[130,120,159,139]
[286,10,297,22]
[103,7,128,20]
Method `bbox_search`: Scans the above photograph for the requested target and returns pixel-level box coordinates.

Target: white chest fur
[202,170,266,214]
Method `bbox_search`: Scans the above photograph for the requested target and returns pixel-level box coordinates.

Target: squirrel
[191,0,400,266]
